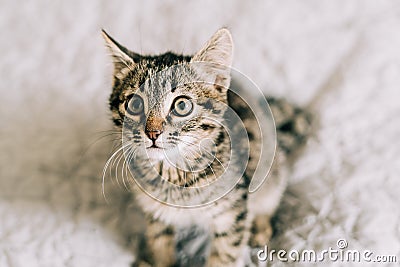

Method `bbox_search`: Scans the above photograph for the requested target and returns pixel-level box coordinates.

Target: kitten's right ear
[191,28,233,96]
[101,29,139,76]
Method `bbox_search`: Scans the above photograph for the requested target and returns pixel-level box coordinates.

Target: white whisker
[102,142,132,203]
[179,138,226,178]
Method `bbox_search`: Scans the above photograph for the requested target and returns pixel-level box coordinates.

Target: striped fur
[103,28,312,267]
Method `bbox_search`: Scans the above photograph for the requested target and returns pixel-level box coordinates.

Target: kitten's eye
[172,97,193,117]
[126,95,144,115]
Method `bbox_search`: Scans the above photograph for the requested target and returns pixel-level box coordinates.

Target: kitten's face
[122,68,228,164]
[103,29,233,166]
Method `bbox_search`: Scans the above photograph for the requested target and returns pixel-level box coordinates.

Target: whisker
[182,145,216,186]
[179,139,225,169]
[117,146,130,190]
[186,138,228,174]
[110,148,124,187]
[178,139,226,188]
[127,145,140,186]
[122,146,137,190]
[102,142,132,202]
[72,130,122,174]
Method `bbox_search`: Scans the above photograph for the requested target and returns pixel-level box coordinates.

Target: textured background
[1,1,400,266]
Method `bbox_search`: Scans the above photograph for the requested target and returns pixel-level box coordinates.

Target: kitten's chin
[145,147,167,161]
[144,146,183,166]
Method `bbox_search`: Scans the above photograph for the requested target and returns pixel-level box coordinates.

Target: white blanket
[1,1,399,266]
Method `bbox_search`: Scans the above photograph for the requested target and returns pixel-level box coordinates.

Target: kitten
[102,28,312,266]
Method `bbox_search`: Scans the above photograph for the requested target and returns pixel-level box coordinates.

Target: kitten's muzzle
[146,130,162,141]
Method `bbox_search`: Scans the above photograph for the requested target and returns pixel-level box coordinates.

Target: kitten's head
[103,29,233,167]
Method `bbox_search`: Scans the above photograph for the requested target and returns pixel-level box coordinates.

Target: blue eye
[172,97,193,117]
[127,95,144,115]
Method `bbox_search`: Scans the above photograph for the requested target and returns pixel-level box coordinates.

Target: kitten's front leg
[208,197,248,267]
[136,217,176,267]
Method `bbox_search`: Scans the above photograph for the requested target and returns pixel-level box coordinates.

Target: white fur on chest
[134,185,240,229]
[135,188,211,227]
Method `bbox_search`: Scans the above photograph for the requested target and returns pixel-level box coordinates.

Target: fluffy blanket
[1,1,399,266]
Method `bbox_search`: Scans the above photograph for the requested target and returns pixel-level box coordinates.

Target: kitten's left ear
[191,28,233,94]
[101,29,140,78]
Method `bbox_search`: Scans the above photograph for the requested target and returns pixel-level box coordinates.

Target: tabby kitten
[102,28,311,266]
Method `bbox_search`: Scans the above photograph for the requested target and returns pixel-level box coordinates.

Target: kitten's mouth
[147,139,164,149]
[147,144,164,149]
[145,144,167,161]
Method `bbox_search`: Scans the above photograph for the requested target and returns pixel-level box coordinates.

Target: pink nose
[145,130,162,141]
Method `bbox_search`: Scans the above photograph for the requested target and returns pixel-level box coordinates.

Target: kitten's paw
[249,215,273,248]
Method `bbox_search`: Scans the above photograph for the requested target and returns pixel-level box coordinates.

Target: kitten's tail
[267,97,314,155]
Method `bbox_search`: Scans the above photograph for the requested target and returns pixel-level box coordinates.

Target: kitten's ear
[191,28,233,68]
[191,28,233,95]
[101,29,139,77]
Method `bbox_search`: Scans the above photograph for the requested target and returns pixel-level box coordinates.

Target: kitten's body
[102,29,311,266]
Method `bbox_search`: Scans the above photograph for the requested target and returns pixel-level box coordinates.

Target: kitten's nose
[145,114,165,142]
[145,130,162,141]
